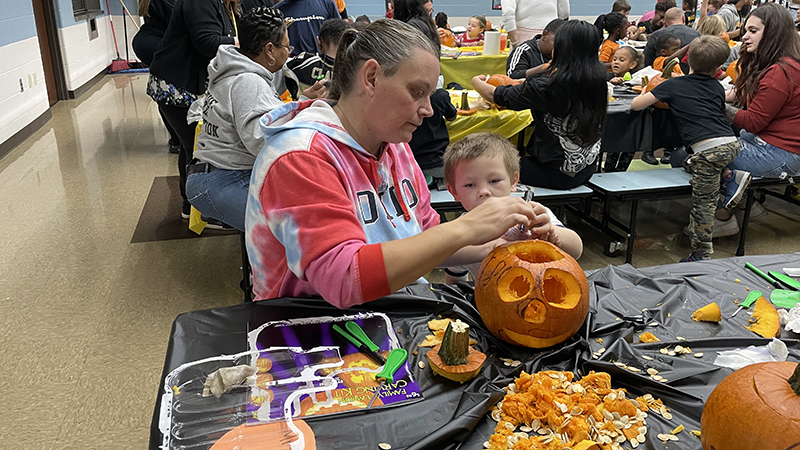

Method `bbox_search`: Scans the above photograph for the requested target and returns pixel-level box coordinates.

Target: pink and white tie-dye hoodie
[245,99,441,309]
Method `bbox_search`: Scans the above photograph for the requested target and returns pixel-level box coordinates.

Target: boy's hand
[610,77,624,85]
[478,39,484,46]
[527,202,553,238]
[303,79,326,99]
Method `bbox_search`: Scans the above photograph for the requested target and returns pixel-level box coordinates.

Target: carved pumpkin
[336,351,388,388]
[475,240,590,348]
[701,362,800,450]
[643,58,682,109]
[487,74,524,87]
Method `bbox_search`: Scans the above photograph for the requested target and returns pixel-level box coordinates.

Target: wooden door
[32,0,59,106]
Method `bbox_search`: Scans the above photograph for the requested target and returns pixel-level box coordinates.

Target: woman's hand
[527,202,554,238]
[303,79,327,99]
[725,88,736,103]
[508,30,518,46]
[453,196,537,246]
[471,75,497,104]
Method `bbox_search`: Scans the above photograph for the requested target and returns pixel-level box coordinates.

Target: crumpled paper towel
[779,303,800,333]
[203,364,258,398]
[713,338,789,370]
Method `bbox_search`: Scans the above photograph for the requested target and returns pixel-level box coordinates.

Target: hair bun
[249,6,284,25]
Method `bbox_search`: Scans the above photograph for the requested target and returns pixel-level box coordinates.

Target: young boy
[506,19,566,79]
[631,35,752,262]
[652,34,684,75]
[613,0,632,17]
[287,19,352,92]
[442,133,583,283]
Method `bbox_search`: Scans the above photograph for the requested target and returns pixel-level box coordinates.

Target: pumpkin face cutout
[475,240,590,348]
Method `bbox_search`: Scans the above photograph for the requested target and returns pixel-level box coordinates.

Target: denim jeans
[186,169,251,231]
[727,131,800,179]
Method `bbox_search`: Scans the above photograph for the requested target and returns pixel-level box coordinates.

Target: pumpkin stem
[789,363,800,396]
[663,58,679,80]
[438,320,470,366]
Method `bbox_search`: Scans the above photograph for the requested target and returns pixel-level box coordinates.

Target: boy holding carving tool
[631,36,751,262]
[442,133,583,283]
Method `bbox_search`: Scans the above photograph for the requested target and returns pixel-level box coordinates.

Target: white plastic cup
[483,31,501,55]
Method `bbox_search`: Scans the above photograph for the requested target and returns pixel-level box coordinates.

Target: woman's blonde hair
[697,14,726,36]
[328,19,439,100]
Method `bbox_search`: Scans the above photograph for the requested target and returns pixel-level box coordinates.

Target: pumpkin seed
[510,360,522,367]
[694,352,704,358]
[612,412,621,421]
[658,433,679,442]
[660,348,669,354]
[515,432,529,440]
[491,409,502,422]
[597,347,606,354]
[668,351,676,356]
[660,378,668,383]
[652,374,663,381]
[674,345,684,353]
[649,321,659,327]
[504,422,515,431]
[418,361,425,369]
[532,419,540,430]
[629,438,639,448]
[628,367,641,372]
[647,368,659,375]
[379,444,392,450]
[571,406,583,415]
[483,441,491,449]
[602,409,614,421]
[636,434,646,444]
[641,355,654,361]
[520,425,533,433]
[538,428,550,435]
[677,336,687,341]
[606,392,617,401]
[614,361,627,368]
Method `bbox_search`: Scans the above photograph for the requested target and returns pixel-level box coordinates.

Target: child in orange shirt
[595,12,627,70]
[652,34,684,75]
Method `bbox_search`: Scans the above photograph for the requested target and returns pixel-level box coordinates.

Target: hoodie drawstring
[391,163,412,222]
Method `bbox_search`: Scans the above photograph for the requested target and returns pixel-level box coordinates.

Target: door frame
[34,0,69,101]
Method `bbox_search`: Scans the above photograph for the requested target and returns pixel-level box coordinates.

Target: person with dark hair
[711,3,800,236]
[287,19,353,92]
[472,20,608,189]
[393,0,440,48]
[608,45,643,84]
[245,19,539,306]
[633,35,749,261]
[356,15,371,24]
[506,18,565,79]
[132,0,181,154]
[276,0,340,55]
[185,7,326,231]
[652,33,685,74]
[148,0,240,220]
[596,12,628,69]
[435,12,455,46]
[683,0,698,26]
[434,11,448,28]
[716,0,754,38]
[630,0,676,39]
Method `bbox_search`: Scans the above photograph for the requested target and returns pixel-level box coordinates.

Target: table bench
[429,184,594,222]
[579,168,792,264]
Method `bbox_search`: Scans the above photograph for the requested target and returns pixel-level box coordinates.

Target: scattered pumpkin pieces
[745,297,781,338]
[419,317,478,347]
[639,332,660,343]
[485,370,672,450]
[692,302,722,322]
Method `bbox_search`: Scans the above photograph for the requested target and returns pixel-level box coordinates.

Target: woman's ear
[360,59,381,96]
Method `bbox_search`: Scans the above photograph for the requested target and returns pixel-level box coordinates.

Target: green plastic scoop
[771,289,800,309]
[732,290,762,317]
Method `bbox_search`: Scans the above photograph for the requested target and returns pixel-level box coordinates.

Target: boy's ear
[446,183,459,200]
[510,172,520,191]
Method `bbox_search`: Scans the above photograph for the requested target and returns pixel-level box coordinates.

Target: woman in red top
[715,3,800,227]
[725,3,800,177]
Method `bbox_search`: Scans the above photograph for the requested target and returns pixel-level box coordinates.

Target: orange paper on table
[210,421,316,450]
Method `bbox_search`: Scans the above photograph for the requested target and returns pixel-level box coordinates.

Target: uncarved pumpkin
[487,74,524,87]
[475,240,590,348]
[701,361,800,450]
[726,60,739,83]
[644,58,682,109]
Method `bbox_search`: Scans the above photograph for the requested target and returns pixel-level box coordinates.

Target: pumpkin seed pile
[485,371,674,450]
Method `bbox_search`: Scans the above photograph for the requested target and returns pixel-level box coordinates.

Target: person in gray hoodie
[186,7,325,231]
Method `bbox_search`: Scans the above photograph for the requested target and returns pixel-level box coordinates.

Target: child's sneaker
[722,170,752,209]
[712,216,740,237]
[680,252,711,262]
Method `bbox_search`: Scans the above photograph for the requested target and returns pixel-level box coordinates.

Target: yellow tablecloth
[444,90,532,143]
[439,47,510,88]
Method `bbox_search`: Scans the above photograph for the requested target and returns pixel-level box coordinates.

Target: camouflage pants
[684,140,742,258]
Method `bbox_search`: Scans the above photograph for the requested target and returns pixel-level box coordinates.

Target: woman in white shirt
[502,0,570,45]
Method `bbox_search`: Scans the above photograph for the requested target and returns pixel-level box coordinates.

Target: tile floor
[0,74,798,448]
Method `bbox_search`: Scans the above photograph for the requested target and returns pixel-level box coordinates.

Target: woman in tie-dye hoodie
[245,19,538,308]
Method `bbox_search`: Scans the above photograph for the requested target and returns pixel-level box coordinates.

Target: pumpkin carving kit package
[158,312,422,449]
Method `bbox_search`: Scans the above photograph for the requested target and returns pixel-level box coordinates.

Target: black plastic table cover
[603,87,681,155]
[149,253,800,450]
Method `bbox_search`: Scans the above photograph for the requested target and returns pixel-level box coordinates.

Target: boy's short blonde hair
[688,35,730,75]
[444,132,520,185]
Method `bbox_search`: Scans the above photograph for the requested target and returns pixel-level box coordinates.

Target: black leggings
[158,103,196,207]
[158,104,180,147]
[519,157,595,189]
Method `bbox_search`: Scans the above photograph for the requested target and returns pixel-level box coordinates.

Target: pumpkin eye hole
[497,267,533,302]
[508,241,565,263]
[521,299,547,324]
[543,268,582,309]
